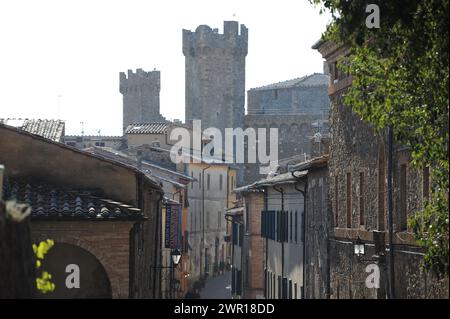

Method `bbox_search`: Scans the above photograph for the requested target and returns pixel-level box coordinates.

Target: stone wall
[315,40,448,299]
[120,68,165,132]
[304,166,330,299]
[183,21,247,135]
[247,85,329,116]
[244,114,323,184]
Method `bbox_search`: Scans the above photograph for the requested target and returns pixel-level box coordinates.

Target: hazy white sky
[0,0,331,136]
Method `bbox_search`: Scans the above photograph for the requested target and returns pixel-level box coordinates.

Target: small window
[272,274,276,299]
[219,174,223,191]
[274,89,278,100]
[238,224,244,247]
[333,61,338,81]
[399,164,407,231]
[207,173,211,190]
[289,280,293,299]
[289,211,293,242]
[199,172,202,189]
[294,211,298,243]
[191,171,194,189]
[277,276,281,299]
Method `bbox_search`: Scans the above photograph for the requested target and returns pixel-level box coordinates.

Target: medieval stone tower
[183,21,248,134]
[119,68,165,132]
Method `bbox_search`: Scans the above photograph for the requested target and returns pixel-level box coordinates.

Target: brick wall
[243,192,265,298]
[31,221,134,299]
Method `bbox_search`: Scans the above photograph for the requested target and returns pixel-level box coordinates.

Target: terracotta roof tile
[3,178,144,221]
[0,118,65,142]
[125,122,169,134]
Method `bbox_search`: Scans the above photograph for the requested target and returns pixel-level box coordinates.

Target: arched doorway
[37,243,112,299]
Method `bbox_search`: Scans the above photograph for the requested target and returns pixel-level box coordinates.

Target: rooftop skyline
[0,0,331,136]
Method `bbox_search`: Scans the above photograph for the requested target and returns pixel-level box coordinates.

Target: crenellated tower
[183,21,248,134]
[119,68,165,132]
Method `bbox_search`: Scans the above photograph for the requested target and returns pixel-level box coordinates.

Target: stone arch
[38,242,112,299]
[47,236,120,298]
[299,122,311,137]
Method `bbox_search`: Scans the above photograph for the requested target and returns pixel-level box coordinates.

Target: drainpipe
[294,181,307,299]
[263,187,269,298]
[201,165,211,278]
[225,214,236,297]
[272,185,284,299]
[292,169,309,299]
[154,190,164,299]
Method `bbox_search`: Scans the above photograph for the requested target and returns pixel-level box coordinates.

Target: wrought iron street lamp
[171,248,182,266]
[354,237,365,257]
[152,248,182,298]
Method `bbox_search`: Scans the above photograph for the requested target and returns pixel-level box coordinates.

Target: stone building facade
[290,155,330,299]
[65,135,125,150]
[186,162,236,285]
[314,39,448,299]
[120,68,165,132]
[244,74,329,184]
[183,21,247,135]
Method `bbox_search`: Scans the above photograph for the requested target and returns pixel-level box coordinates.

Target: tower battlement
[120,68,163,131]
[119,68,160,94]
[182,21,248,56]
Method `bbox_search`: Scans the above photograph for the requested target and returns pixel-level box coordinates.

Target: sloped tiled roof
[234,170,308,193]
[250,73,329,91]
[0,118,65,142]
[2,178,144,221]
[125,122,169,134]
[83,146,194,187]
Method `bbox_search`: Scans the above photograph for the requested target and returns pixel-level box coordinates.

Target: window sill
[333,227,417,245]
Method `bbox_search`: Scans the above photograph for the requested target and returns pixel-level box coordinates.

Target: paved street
[200,271,232,299]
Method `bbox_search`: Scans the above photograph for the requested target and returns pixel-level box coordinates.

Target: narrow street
[200,271,232,299]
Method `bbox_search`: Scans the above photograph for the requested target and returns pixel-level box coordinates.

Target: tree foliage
[310,0,449,275]
[33,239,55,293]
